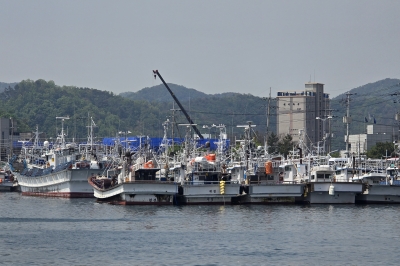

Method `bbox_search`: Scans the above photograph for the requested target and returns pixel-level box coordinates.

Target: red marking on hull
[21,192,94,198]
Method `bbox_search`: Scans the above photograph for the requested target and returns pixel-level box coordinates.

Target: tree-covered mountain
[0,79,276,143]
[120,83,209,102]
[119,83,276,140]
[0,82,17,93]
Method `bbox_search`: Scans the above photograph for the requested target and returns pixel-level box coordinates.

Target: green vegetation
[329,151,340,158]
[264,132,294,157]
[0,82,17,93]
[267,132,279,154]
[2,77,399,157]
[0,79,276,142]
[366,142,395,159]
[330,78,400,151]
[277,134,294,158]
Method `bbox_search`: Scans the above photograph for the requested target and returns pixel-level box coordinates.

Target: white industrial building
[346,124,396,155]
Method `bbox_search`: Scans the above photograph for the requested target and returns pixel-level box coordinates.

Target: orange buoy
[205,154,216,161]
[265,161,273,174]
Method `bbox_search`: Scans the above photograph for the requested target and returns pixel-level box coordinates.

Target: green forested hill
[0,82,17,93]
[330,78,400,150]
[0,79,162,140]
[0,79,275,142]
[120,83,209,102]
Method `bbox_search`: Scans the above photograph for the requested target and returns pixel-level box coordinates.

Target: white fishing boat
[14,117,107,197]
[89,137,178,205]
[0,162,19,192]
[303,163,363,204]
[354,160,400,203]
[176,125,241,205]
[232,123,305,204]
[239,158,306,204]
[180,155,241,205]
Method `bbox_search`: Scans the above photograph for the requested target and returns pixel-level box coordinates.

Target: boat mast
[33,125,42,150]
[56,116,70,149]
[343,92,353,161]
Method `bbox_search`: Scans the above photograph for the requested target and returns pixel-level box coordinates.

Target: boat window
[285,166,291,171]
[387,170,396,176]
[317,174,325,179]
[311,175,315,180]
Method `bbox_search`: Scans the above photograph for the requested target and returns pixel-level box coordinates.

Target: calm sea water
[1,192,400,266]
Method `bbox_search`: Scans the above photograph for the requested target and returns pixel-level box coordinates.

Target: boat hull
[0,182,19,192]
[17,169,103,198]
[92,181,178,205]
[356,185,400,203]
[305,182,363,204]
[242,183,306,204]
[180,183,241,205]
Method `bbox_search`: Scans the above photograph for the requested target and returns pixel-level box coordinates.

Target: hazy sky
[1,0,399,98]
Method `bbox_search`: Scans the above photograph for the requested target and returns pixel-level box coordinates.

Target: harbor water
[1,192,400,265]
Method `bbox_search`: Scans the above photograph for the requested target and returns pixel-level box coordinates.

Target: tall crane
[153,70,204,140]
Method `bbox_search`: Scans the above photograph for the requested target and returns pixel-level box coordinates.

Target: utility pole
[263,87,276,153]
[343,92,353,158]
[325,108,335,153]
[266,87,271,146]
[9,117,14,158]
[396,112,399,143]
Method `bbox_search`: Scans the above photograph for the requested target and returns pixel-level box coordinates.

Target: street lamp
[316,116,332,155]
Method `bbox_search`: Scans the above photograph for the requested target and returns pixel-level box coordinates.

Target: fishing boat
[0,161,19,192]
[232,122,305,204]
[14,117,108,197]
[89,137,178,205]
[354,159,400,203]
[180,154,241,205]
[302,162,363,204]
[174,125,241,205]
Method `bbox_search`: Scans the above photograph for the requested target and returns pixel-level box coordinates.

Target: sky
[1,0,400,99]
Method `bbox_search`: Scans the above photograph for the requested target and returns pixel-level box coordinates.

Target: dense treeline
[0,79,165,141]
[0,79,275,143]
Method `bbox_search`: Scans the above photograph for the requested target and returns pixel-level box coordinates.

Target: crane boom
[153,70,204,139]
